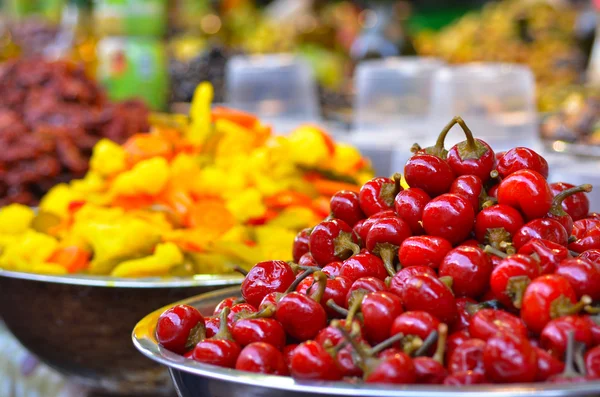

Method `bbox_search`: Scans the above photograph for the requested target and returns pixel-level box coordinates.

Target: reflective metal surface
[133,287,600,397]
[0,270,242,395]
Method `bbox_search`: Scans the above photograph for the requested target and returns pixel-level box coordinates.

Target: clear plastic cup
[225,54,320,131]
[351,57,445,176]
[430,63,538,152]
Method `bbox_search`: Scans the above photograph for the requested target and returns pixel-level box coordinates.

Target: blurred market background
[3,0,600,395]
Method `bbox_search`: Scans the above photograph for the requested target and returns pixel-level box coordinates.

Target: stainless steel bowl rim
[133,287,600,397]
[0,269,243,288]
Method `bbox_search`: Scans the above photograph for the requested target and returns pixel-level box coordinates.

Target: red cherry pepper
[585,346,600,379]
[555,258,600,300]
[398,236,452,270]
[400,273,457,324]
[489,253,540,309]
[361,291,404,345]
[213,297,238,316]
[497,169,553,220]
[292,228,312,263]
[345,277,387,306]
[474,204,525,248]
[365,351,417,384]
[366,216,412,276]
[518,238,569,274]
[521,274,587,334]
[446,329,471,361]
[388,265,437,297]
[298,252,318,268]
[289,340,343,380]
[449,175,485,213]
[298,273,352,317]
[448,338,485,374]
[358,175,402,217]
[320,261,342,277]
[439,246,493,298]
[353,210,396,244]
[540,315,593,359]
[546,184,593,234]
[422,193,475,246]
[235,342,288,375]
[483,333,537,383]
[231,318,286,349]
[204,316,220,338]
[227,303,258,327]
[446,118,496,183]
[330,190,365,227]
[309,219,360,266]
[339,252,387,282]
[452,297,478,332]
[413,323,448,384]
[394,187,431,235]
[192,307,241,368]
[391,311,440,351]
[496,146,549,179]
[469,308,528,341]
[551,182,591,221]
[569,219,600,254]
[241,260,296,308]
[405,154,456,197]
[512,218,569,251]
[443,370,487,385]
[535,346,565,381]
[156,304,205,354]
[580,249,600,264]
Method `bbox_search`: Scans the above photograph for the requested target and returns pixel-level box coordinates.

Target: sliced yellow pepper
[110,242,184,277]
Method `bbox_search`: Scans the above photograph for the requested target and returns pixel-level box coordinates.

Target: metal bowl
[134,287,600,397]
[0,269,242,395]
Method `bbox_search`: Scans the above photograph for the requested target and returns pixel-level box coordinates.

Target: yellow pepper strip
[90,139,127,177]
[0,230,58,272]
[110,157,170,197]
[31,263,68,275]
[110,242,184,277]
[0,204,35,235]
[187,82,214,145]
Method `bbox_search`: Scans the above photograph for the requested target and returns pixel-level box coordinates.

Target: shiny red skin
[241,261,296,308]
[448,338,486,374]
[569,219,600,253]
[205,316,220,338]
[362,292,404,344]
[290,341,343,380]
[366,216,412,252]
[497,169,553,221]
[580,249,600,264]
[400,274,457,324]
[297,274,351,317]
[192,339,241,368]
[365,352,416,384]
[315,320,363,347]
[388,265,437,297]
[330,190,365,227]
[469,309,528,341]
[512,218,569,251]
[276,292,327,341]
[339,252,387,282]
[443,370,487,385]
[228,303,258,327]
[345,277,387,305]
[422,194,475,246]
[359,177,399,217]
[521,275,578,334]
[156,305,205,354]
[309,219,358,266]
[235,342,288,375]
[585,346,600,379]
[453,297,478,333]
[336,344,364,377]
[585,316,600,345]
[394,188,431,234]
[213,297,238,316]
[447,139,496,183]
[404,154,456,197]
[231,318,286,349]
[551,182,590,221]
[483,333,537,383]
[399,236,452,270]
[391,311,441,349]
[496,147,549,179]
[298,252,318,268]
[292,228,312,263]
[534,347,565,381]
[439,246,492,298]
[555,258,600,300]
[282,344,298,369]
[321,261,342,277]
[446,329,471,362]
[474,204,525,244]
[518,238,569,274]
[413,357,447,384]
[488,184,499,199]
[258,293,280,311]
[450,175,484,212]
[490,254,541,308]
[540,315,593,358]
[353,211,397,244]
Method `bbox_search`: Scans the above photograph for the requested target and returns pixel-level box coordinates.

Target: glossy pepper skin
[569,219,600,253]
[422,194,475,246]
[309,219,360,266]
[474,204,525,246]
[518,238,569,274]
[241,260,296,309]
[404,154,456,197]
[394,188,430,235]
[497,169,553,221]
[551,182,590,221]
[359,176,401,217]
[496,147,549,179]
[450,175,485,213]
[512,219,569,251]
[330,190,365,227]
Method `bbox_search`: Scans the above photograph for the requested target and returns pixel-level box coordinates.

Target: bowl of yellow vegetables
[0,83,373,395]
